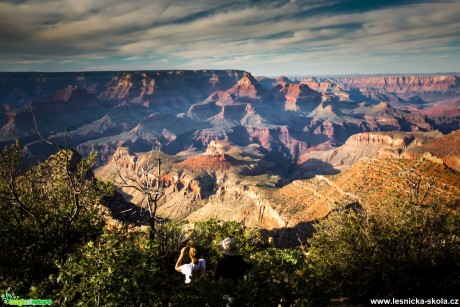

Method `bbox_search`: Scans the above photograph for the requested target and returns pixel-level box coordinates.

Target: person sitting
[175,246,206,284]
[214,238,251,280]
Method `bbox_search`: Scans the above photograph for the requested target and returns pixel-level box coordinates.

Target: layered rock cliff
[272,82,321,112]
[295,129,460,178]
[402,130,460,171]
[334,75,459,102]
[96,143,460,247]
[1,71,458,175]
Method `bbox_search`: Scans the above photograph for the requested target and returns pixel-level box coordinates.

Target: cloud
[9,60,49,65]
[0,0,459,74]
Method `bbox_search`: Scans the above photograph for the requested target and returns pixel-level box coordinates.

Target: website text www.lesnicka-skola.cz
[370,298,459,305]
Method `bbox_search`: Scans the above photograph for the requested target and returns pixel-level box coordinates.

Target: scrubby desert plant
[307,197,460,302]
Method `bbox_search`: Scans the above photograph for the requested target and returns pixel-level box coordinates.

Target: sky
[0,0,459,76]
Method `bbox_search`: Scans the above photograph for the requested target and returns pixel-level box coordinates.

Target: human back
[175,246,206,283]
[214,238,250,280]
[188,247,206,277]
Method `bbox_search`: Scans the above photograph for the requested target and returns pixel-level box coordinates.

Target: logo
[1,291,52,306]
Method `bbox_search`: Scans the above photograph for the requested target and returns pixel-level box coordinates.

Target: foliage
[170,219,312,306]
[189,219,263,263]
[52,229,171,306]
[0,143,113,293]
[2,142,459,305]
[48,218,314,306]
[307,198,460,302]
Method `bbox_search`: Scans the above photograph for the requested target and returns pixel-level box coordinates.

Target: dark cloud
[151,2,238,27]
[304,0,443,14]
[150,0,293,27]
[0,0,458,74]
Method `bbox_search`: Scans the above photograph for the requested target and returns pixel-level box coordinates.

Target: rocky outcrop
[272,83,321,111]
[244,126,308,160]
[51,85,76,102]
[295,130,460,178]
[99,73,135,100]
[232,72,264,99]
[295,131,409,178]
[347,132,413,149]
[186,180,289,230]
[0,71,458,177]
[336,75,459,92]
[174,154,236,172]
[302,78,337,92]
[331,156,460,208]
[201,72,266,106]
[334,75,460,102]
[402,130,460,171]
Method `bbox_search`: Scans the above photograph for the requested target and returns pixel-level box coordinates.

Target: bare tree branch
[31,107,65,150]
[112,143,165,241]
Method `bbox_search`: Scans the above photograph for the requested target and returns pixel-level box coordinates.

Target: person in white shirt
[175,246,206,284]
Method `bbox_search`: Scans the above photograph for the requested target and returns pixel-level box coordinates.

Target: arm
[213,260,222,280]
[200,259,206,276]
[175,247,187,272]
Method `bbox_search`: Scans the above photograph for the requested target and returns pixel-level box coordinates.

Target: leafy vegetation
[308,198,460,302]
[1,143,459,305]
[0,142,112,294]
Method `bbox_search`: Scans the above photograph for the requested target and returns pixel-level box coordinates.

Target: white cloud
[0,0,458,74]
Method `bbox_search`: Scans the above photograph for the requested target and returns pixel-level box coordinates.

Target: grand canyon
[2,0,459,303]
[1,70,459,240]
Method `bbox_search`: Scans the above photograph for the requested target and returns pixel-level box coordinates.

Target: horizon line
[0,69,459,77]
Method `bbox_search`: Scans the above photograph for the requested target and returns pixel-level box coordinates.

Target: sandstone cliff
[403,130,460,171]
[296,130,460,178]
[1,71,458,175]
[334,75,459,102]
[96,144,460,248]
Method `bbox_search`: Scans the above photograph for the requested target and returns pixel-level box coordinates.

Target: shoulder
[197,259,206,271]
[180,263,193,271]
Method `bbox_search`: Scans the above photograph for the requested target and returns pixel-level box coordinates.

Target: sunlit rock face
[1,71,458,169]
[3,70,458,242]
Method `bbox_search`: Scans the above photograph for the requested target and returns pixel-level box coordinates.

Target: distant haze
[0,0,459,75]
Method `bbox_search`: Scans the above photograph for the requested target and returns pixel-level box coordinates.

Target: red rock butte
[174,154,235,172]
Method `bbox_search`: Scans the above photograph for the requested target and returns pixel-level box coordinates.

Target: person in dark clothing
[214,238,251,280]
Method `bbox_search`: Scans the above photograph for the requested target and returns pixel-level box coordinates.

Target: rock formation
[295,130,460,178]
[1,71,458,167]
[95,142,460,246]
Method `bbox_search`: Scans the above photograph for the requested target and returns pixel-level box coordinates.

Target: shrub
[0,143,112,293]
[53,228,172,306]
[307,199,460,302]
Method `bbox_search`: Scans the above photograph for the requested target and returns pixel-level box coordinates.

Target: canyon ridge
[1,70,459,240]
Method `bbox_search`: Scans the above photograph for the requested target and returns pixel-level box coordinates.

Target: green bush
[171,219,312,306]
[0,143,112,293]
[53,228,172,306]
[189,219,263,265]
[3,142,458,305]
[307,199,460,302]
[52,219,313,306]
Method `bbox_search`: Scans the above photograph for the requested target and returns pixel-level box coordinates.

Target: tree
[112,145,165,241]
[0,141,113,293]
[53,228,171,306]
[307,196,460,302]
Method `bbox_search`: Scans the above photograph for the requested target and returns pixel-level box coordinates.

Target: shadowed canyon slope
[1,70,459,234]
[1,71,458,164]
[95,141,460,244]
[296,130,460,178]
